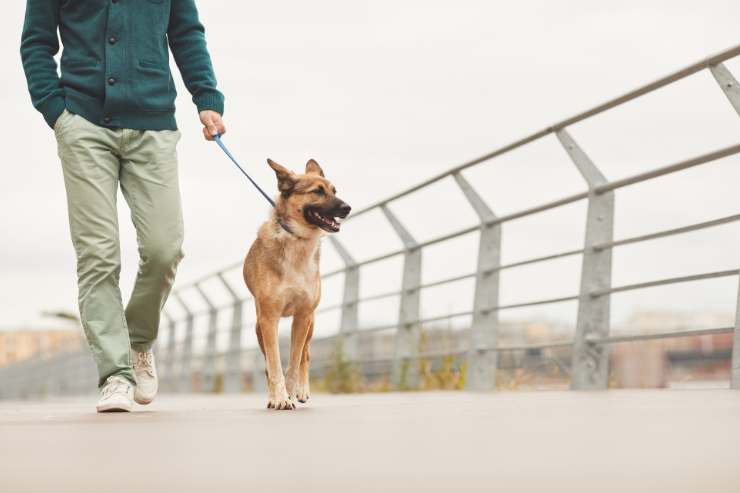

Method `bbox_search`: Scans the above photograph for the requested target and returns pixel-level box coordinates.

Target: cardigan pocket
[139,59,165,70]
[133,60,175,112]
[60,57,103,99]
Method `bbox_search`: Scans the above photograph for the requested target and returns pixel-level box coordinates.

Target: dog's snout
[337,202,351,218]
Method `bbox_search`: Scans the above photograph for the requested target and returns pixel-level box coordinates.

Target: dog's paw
[296,382,310,403]
[267,386,295,410]
[286,375,309,404]
[267,398,295,410]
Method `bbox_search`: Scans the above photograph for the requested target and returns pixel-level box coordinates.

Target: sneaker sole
[96,403,133,413]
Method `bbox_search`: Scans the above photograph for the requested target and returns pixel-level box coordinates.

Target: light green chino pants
[55,110,184,387]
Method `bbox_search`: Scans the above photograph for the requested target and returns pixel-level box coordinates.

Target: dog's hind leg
[296,315,314,403]
[286,310,313,404]
[258,308,293,410]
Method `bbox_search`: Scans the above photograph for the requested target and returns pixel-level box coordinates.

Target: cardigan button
[103,116,112,124]
[107,77,117,86]
[108,36,118,45]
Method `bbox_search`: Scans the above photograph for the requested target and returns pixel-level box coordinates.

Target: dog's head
[267,158,351,233]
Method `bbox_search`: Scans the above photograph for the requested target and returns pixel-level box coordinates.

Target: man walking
[21,0,226,412]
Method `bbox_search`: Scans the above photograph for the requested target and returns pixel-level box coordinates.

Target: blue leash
[213,133,276,208]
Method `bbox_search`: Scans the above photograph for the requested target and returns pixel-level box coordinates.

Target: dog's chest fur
[246,223,323,317]
[280,237,319,290]
[278,237,320,303]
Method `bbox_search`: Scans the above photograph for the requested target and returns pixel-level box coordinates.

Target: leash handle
[213,133,276,208]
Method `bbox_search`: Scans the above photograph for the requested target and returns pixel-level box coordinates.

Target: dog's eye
[312,188,326,196]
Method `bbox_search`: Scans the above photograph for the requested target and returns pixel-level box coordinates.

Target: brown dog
[243,158,351,409]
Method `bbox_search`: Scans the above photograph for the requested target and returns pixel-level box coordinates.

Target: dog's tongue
[323,215,340,229]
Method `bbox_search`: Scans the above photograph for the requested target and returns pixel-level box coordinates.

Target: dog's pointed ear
[267,158,297,195]
[305,159,325,177]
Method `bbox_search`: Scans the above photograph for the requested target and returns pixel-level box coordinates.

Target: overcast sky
[3,1,740,341]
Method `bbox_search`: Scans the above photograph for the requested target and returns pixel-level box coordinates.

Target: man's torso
[58,0,177,130]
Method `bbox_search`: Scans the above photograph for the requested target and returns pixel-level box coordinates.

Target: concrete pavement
[1,390,739,492]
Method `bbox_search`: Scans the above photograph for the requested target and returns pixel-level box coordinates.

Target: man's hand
[199,110,226,141]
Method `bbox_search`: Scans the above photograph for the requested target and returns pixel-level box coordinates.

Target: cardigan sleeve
[168,0,225,115]
[20,0,66,128]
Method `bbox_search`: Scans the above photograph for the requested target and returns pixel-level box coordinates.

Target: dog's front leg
[297,315,314,403]
[286,310,312,404]
[259,309,294,410]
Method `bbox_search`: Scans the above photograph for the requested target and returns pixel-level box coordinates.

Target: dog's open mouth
[305,208,343,233]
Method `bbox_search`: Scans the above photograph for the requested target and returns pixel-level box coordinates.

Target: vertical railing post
[708,64,740,390]
[381,205,422,389]
[453,172,501,391]
[0,365,7,400]
[162,310,177,392]
[732,271,740,390]
[10,364,19,399]
[152,311,166,375]
[218,273,244,393]
[174,293,194,393]
[0,366,5,400]
[11,364,19,399]
[45,338,62,397]
[557,129,615,390]
[196,284,219,393]
[329,237,360,362]
[709,63,740,117]
[0,366,7,400]
[33,334,46,398]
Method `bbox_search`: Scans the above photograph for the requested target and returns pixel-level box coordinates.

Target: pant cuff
[130,341,154,353]
[99,369,136,388]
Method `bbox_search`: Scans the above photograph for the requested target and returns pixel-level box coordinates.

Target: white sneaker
[96,375,134,413]
[132,349,158,405]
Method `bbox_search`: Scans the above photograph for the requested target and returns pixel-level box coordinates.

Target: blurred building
[611,311,735,388]
[0,329,83,367]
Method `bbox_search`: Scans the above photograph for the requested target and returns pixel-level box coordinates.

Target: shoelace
[101,377,131,399]
[133,351,154,377]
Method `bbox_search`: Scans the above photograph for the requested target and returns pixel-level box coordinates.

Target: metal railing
[2,44,740,398]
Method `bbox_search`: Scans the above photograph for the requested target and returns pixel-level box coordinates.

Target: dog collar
[276,217,295,236]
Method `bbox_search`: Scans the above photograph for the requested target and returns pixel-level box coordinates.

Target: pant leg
[119,128,184,352]
[55,111,135,387]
